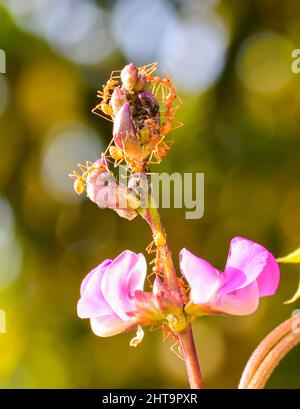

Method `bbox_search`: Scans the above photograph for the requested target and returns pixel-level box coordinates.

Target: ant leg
[170,342,185,361]
[149,324,162,332]
[140,62,158,76]
[103,138,115,157]
[91,107,114,123]
[162,327,173,343]
[146,240,156,254]
[171,120,184,131]
[110,70,121,79]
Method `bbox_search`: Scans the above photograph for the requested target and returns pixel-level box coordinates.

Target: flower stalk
[139,197,204,389]
[139,203,178,291]
[73,62,282,390]
[179,326,204,389]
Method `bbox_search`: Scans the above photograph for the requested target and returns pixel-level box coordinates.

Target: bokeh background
[0,0,300,389]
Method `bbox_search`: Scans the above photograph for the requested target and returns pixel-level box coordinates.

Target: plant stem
[139,203,204,389]
[139,205,179,291]
[239,315,300,389]
[248,331,300,389]
[179,325,205,389]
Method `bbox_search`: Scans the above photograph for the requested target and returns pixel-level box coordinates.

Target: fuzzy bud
[86,159,140,220]
[113,102,145,162]
[134,74,147,92]
[121,63,138,92]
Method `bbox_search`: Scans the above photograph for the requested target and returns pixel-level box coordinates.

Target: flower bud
[86,159,140,220]
[121,63,138,92]
[110,86,127,116]
[113,89,161,163]
[134,74,146,92]
[138,90,160,117]
[113,102,136,146]
[113,102,145,162]
[128,173,149,206]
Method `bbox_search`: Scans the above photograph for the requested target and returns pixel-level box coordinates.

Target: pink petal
[77,260,114,319]
[222,237,269,294]
[114,209,138,220]
[214,281,259,316]
[90,315,137,337]
[113,102,136,146]
[101,250,147,321]
[179,248,220,304]
[256,251,280,296]
[89,174,119,209]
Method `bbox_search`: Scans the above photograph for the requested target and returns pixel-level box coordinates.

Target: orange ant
[146,232,166,286]
[148,139,174,165]
[69,160,108,195]
[162,323,184,360]
[92,78,118,122]
[144,73,183,164]
[105,142,146,173]
[177,277,190,305]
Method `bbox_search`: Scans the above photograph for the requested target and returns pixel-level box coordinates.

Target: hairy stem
[139,205,179,291]
[179,325,204,389]
[248,331,300,389]
[139,203,204,389]
[239,315,300,389]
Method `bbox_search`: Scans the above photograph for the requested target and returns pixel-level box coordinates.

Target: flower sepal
[134,290,165,325]
[152,277,183,317]
[184,301,216,317]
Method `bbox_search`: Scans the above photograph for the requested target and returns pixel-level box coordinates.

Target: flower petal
[179,248,220,304]
[222,237,269,294]
[214,281,259,316]
[256,251,280,296]
[90,315,137,337]
[101,250,147,321]
[77,259,114,319]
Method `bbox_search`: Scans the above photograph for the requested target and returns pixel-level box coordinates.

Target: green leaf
[277,248,300,264]
[284,279,300,304]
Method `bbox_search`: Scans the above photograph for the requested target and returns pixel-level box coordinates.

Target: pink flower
[180,237,280,316]
[77,250,147,337]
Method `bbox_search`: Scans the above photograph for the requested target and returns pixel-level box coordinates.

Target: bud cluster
[92,62,181,170]
[70,62,181,219]
[112,63,161,164]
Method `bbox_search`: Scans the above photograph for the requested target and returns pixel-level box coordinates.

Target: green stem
[139,205,179,291]
[139,202,204,389]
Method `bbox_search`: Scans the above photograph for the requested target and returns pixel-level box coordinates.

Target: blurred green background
[0,0,300,389]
